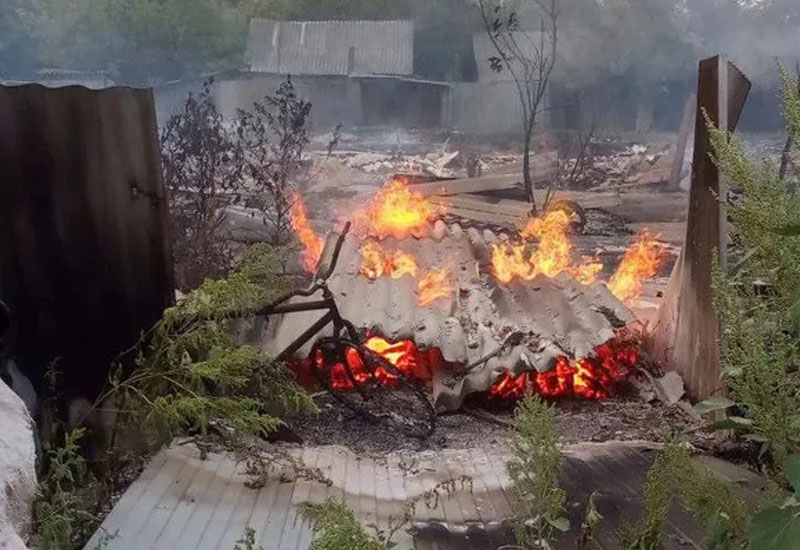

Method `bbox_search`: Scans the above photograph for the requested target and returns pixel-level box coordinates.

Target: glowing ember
[308,332,639,402]
[492,210,602,284]
[323,336,440,390]
[608,230,666,305]
[489,340,639,401]
[359,242,418,280]
[290,191,324,273]
[354,177,445,238]
[418,267,453,306]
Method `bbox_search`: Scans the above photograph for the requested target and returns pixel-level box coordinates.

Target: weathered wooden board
[412,153,558,197]
[668,93,697,190]
[652,56,751,400]
[0,84,174,399]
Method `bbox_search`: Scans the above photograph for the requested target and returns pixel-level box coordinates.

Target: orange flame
[359,242,418,280]
[418,267,453,306]
[607,231,666,305]
[354,177,444,238]
[322,336,446,389]
[492,210,602,284]
[290,191,324,273]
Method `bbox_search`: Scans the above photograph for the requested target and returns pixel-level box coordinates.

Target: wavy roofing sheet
[253,221,633,409]
[247,19,414,76]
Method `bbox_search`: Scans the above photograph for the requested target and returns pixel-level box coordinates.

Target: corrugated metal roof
[472,31,542,83]
[251,222,633,410]
[247,19,414,76]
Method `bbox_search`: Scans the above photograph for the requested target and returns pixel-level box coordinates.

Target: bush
[90,243,315,450]
[161,79,244,290]
[506,393,570,549]
[704,67,800,469]
[237,77,313,246]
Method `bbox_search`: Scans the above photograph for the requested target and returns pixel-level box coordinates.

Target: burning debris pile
[261,178,666,410]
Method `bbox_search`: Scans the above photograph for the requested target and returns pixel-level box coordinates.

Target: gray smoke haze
[2,0,798,129]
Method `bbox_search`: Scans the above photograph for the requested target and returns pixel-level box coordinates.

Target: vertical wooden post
[651,56,750,400]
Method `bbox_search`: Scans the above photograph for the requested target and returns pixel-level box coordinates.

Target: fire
[492,210,602,284]
[418,267,453,306]
[323,336,444,390]
[608,230,666,305]
[354,177,444,238]
[309,332,638,402]
[290,191,324,273]
[359,241,418,280]
[489,339,639,401]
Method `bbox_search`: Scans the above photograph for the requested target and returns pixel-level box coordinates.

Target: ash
[287,391,702,459]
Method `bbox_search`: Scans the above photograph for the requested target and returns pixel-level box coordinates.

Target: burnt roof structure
[252,222,634,410]
[246,19,414,76]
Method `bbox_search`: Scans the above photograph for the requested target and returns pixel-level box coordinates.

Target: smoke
[2,0,798,128]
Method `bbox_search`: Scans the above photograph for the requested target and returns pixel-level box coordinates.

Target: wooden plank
[652,56,751,400]
[598,447,703,549]
[668,93,697,190]
[411,153,558,197]
[433,191,622,216]
[342,453,362,519]
[0,84,174,399]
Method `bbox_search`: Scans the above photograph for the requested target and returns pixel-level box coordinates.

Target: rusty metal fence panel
[0,84,173,398]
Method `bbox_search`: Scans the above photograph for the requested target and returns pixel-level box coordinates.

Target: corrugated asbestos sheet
[247,19,414,76]
[86,440,722,549]
[251,221,633,409]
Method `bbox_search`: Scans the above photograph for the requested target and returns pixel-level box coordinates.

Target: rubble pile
[562,143,676,191]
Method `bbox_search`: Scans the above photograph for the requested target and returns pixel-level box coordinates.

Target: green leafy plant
[33,428,114,550]
[298,476,471,550]
[618,442,748,550]
[505,393,570,549]
[161,78,244,290]
[88,243,315,449]
[233,526,264,550]
[699,66,800,470]
[298,497,388,550]
[748,454,800,550]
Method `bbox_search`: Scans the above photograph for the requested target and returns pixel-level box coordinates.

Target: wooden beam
[668,93,697,191]
[652,56,751,400]
[411,152,558,197]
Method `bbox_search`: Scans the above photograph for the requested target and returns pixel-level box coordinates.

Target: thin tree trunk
[523,121,536,212]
